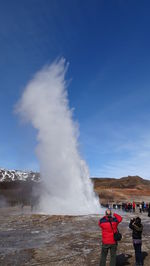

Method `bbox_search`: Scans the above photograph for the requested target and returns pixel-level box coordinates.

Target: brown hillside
[92,176,150,203]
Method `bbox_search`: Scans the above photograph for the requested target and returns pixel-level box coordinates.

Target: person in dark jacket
[99,209,122,266]
[129,217,143,266]
[148,203,150,217]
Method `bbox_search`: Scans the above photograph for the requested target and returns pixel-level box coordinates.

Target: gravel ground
[0,206,150,265]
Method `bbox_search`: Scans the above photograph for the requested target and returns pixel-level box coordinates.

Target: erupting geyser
[16,58,100,214]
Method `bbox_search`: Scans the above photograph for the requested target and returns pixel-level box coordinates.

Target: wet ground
[0,206,150,265]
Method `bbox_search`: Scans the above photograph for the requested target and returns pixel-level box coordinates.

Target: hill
[1,168,150,206]
[92,175,150,203]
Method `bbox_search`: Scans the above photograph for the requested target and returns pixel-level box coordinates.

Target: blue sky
[1,0,150,178]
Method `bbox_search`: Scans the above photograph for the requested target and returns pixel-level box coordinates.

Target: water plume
[16,58,100,214]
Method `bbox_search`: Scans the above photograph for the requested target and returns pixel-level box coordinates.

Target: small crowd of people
[99,209,143,266]
[121,201,150,215]
[102,201,150,216]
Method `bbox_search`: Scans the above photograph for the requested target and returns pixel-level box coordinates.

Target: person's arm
[129,219,135,229]
[113,213,123,223]
[98,218,105,229]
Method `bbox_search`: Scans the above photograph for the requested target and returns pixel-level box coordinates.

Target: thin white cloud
[94,131,150,179]
[81,86,150,179]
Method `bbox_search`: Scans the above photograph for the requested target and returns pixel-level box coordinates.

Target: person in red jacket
[133,201,136,212]
[98,209,122,266]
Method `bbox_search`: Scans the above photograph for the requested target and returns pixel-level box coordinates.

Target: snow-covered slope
[0,168,40,182]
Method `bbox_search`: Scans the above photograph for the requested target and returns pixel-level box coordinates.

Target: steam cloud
[16,58,100,214]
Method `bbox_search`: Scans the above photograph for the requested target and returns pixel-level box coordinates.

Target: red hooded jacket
[98,213,122,244]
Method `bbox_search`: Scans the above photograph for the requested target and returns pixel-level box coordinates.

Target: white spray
[16,58,100,214]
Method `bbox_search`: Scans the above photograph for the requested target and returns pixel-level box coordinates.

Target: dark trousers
[100,244,117,266]
[134,243,143,265]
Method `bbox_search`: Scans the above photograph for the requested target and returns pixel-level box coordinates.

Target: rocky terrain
[92,176,150,204]
[1,170,150,265]
[0,207,150,265]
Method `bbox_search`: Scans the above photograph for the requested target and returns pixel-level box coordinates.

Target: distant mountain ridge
[92,175,150,189]
[0,170,150,205]
[92,175,150,203]
[0,168,40,182]
[1,168,149,186]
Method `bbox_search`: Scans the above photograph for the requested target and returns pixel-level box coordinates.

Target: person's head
[135,217,141,225]
[105,209,112,218]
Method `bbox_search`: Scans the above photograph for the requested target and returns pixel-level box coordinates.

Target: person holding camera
[98,209,122,266]
[129,217,143,266]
